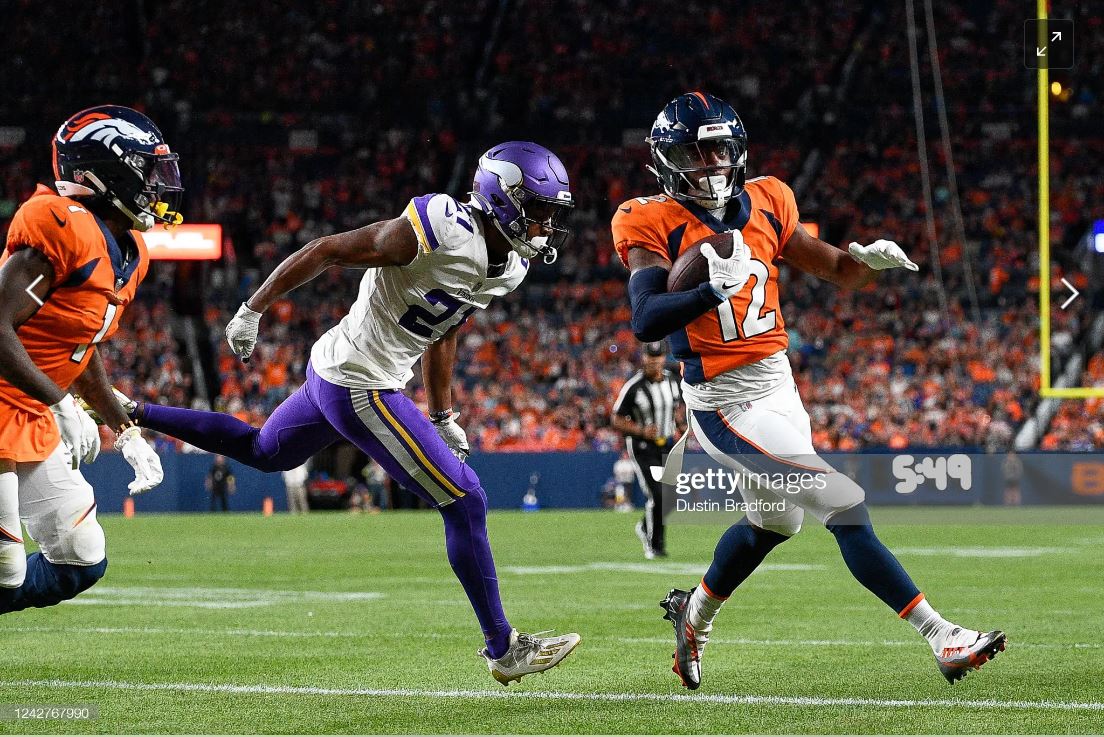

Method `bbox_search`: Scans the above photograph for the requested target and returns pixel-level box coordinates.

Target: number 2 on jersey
[399,289,476,339]
[717,259,776,341]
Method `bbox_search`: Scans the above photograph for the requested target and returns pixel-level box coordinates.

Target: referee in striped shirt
[611,340,682,558]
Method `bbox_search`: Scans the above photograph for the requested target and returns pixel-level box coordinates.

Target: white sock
[905,596,969,654]
[687,582,726,633]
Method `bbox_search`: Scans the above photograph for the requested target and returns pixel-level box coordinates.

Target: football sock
[0,554,107,613]
[438,487,512,659]
[902,596,973,654]
[687,582,727,633]
[701,517,789,599]
[140,403,262,459]
[826,503,921,613]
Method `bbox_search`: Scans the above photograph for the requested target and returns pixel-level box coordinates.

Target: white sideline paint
[61,586,384,609]
[3,678,1102,712]
[894,546,1073,558]
[6,624,1097,650]
[503,562,823,576]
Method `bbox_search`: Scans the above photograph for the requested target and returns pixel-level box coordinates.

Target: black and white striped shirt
[613,369,681,450]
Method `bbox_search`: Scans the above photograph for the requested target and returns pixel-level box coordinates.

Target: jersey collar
[680,190,752,233]
[91,213,143,292]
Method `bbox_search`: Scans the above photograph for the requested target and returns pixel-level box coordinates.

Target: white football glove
[431,411,470,462]
[49,394,86,470]
[225,302,263,361]
[847,240,919,271]
[115,426,164,495]
[701,231,750,300]
[77,408,101,465]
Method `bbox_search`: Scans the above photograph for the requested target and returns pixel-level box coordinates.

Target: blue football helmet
[53,105,183,231]
[646,92,747,208]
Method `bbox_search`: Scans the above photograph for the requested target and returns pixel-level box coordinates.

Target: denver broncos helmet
[53,105,183,231]
[647,92,747,209]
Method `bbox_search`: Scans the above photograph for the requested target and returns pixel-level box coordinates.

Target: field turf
[1,507,1102,734]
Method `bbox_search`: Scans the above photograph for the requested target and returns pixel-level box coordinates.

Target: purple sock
[438,488,512,658]
[140,403,263,460]
[136,382,339,473]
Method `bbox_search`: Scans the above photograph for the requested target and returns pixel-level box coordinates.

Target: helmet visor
[147,153,182,192]
[665,138,744,172]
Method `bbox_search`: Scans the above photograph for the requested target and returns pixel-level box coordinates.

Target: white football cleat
[934,627,1007,684]
[478,629,581,686]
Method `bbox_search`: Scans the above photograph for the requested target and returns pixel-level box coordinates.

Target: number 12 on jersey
[716,259,776,342]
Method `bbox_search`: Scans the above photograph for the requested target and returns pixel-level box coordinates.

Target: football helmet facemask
[647,92,747,209]
[53,105,183,231]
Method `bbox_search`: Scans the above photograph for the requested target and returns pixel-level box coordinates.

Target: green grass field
[1,507,1102,734]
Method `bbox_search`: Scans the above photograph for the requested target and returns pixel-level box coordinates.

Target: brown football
[666,231,736,292]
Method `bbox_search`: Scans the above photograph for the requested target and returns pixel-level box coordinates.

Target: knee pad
[757,513,804,538]
[0,544,26,588]
[747,503,804,537]
[803,471,866,525]
[64,518,107,566]
[27,503,106,567]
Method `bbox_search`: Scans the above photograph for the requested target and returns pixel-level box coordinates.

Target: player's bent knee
[0,545,27,588]
[747,506,803,538]
[758,518,803,538]
[804,472,866,525]
[65,519,107,566]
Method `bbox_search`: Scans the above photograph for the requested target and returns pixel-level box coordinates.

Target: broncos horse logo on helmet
[647,92,747,209]
[471,141,574,264]
[53,105,183,231]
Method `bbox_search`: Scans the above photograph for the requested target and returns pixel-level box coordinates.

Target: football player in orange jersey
[0,106,178,614]
[613,92,1005,688]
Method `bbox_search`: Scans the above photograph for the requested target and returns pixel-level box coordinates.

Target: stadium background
[1,0,1101,512]
[3,3,1104,734]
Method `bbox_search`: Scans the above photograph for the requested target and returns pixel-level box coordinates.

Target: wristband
[429,409,457,423]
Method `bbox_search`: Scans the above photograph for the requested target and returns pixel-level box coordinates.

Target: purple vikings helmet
[471,141,573,264]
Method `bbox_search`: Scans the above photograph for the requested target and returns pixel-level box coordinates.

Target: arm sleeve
[628,266,723,343]
[4,199,78,284]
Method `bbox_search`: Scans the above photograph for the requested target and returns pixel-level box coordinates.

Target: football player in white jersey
[116,142,580,685]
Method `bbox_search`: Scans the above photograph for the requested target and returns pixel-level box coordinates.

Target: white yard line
[2,678,1101,712]
[6,625,1098,650]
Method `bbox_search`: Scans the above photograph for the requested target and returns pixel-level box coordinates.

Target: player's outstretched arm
[247,216,420,313]
[781,224,917,290]
[226,216,421,360]
[626,247,725,342]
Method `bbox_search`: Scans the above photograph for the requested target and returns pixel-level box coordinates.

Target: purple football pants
[138,362,512,656]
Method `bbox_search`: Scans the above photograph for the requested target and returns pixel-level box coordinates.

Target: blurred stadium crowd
[2,0,1101,455]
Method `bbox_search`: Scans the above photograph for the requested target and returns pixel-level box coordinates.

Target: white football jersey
[311,194,529,389]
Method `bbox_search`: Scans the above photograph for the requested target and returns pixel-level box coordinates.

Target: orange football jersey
[0,185,150,461]
[612,176,799,383]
